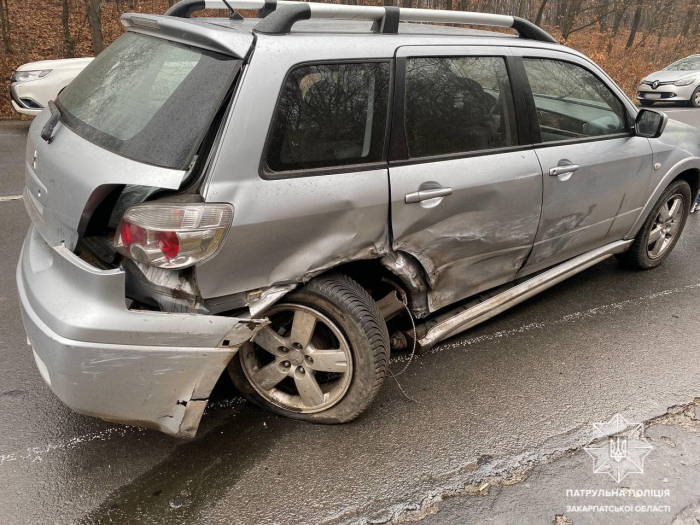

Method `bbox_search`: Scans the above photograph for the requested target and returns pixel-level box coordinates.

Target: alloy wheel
[240,304,353,413]
[647,194,684,259]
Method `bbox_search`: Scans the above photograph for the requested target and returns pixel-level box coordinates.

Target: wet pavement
[1,109,700,525]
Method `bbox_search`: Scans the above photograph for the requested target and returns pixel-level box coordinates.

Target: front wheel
[228,273,389,423]
[619,180,691,270]
[688,86,700,108]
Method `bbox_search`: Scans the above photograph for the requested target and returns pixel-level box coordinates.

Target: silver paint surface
[17,225,266,437]
[391,150,543,312]
[24,111,186,252]
[15,20,700,440]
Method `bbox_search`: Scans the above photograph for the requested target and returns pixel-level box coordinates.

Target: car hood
[642,69,700,83]
[16,57,94,72]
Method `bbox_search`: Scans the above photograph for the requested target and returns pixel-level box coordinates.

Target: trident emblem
[609,436,627,463]
[584,414,653,483]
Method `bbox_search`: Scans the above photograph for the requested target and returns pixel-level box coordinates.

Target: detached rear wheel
[228,273,389,423]
[620,180,691,269]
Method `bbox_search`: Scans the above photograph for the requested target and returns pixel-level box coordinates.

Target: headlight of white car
[674,75,697,86]
[10,70,52,83]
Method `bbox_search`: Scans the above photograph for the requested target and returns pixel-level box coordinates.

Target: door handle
[405,187,453,204]
[549,164,580,177]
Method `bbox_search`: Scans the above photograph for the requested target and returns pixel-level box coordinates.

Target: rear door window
[57,32,240,170]
[265,62,391,173]
[522,58,628,143]
[404,56,518,158]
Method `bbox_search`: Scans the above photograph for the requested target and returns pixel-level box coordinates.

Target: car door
[512,49,654,276]
[389,46,543,313]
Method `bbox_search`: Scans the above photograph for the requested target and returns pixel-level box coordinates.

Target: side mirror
[635,109,668,138]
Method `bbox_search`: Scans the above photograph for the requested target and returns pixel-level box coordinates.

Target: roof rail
[164,0,557,43]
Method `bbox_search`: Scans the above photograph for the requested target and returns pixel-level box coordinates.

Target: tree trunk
[534,0,548,26]
[0,0,10,54]
[606,0,628,53]
[83,0,103,54]
[518,0,527,17]
[445,0,452,10]
[652,1,674,65]
[62,0,74,58]
[625,0,643,49]
[559,0,580,41]
[674,5,698,54]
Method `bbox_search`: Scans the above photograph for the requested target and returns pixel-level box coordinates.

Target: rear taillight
[114,203,233,269]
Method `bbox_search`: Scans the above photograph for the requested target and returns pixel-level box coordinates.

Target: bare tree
[0,0,10,53]
[558,0,583,40]
[518,0,527,17]
[606,0,631,53]
[83,0,104,54]
[534,0,549,25]
[673,3,699,55]
[63,0,75,58]
[625,0,643,49]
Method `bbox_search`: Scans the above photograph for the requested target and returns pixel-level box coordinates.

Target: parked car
[9,57,92,116]
[637,54,700,107]
[17,0,700,438]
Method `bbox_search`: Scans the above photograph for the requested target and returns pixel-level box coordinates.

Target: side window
[404,56,518,158]
[265,62,390,173]
[522,58,628,143]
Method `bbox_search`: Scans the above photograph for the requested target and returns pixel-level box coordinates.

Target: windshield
[57,32,240,170]
[664,56,700,72]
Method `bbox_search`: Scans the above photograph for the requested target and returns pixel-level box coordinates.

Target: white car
[10,57,93,116]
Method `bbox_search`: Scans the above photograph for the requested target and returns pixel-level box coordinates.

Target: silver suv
[17,0,700,438]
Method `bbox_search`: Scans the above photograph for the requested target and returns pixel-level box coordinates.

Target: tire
[619,179,691,270]
[228,273,389,423]
[688,86,700,108]
[640,99,655,107]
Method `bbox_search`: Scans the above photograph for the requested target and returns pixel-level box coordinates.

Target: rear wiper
[40,100,62,143]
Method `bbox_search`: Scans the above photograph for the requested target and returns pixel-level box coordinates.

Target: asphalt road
[1,108,700,525]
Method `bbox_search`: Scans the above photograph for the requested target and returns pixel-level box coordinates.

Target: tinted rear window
[57,32,240,170]
[265,62,390,173]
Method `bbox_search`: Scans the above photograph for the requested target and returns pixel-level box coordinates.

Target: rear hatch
[24,15,251,251]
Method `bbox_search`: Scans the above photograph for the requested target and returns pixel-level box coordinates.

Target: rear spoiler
[121,12,254,58]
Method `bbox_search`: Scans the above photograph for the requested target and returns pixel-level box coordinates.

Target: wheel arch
[625,159,700,240]
[307,251,430,317]
[673,168,700,204]
[253,250,431,320]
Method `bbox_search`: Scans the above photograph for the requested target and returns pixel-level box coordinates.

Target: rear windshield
[57,32,240,170]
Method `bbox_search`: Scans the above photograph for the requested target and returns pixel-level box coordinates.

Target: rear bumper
[17,225,266,437]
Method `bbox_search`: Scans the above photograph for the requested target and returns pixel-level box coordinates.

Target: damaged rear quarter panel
[195,37,393,300]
